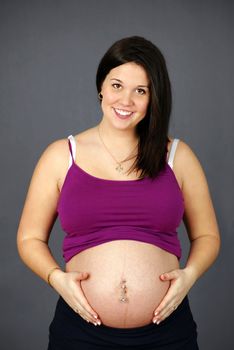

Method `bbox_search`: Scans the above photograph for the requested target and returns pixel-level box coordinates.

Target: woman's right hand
[49,270,101,326]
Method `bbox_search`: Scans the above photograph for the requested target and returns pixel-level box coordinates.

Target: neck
[97,119,139,150]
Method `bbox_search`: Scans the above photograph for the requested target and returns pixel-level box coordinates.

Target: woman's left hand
[152,267,196,325]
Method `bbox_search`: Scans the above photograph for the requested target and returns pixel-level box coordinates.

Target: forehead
[107,62,149,84]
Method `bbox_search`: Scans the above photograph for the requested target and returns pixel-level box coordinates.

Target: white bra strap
[168,138,179,169]
[68,135,76,169]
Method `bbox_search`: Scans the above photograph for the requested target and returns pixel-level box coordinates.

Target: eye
[136,88,146,95]
[112,83,122,89]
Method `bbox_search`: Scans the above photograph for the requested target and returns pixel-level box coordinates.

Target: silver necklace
[97,124,138,173]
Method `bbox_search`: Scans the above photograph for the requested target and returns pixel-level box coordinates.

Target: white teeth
[115,108,132,116]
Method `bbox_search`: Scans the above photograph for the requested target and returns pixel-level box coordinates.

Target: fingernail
[156,320,160,325]
[153,319,157,324]
[93,315,98,319]
[97,320,101,326]
[154,311,159,316]
[94,322,97,326]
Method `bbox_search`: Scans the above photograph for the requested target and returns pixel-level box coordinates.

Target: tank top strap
[68,135,76,169]
[167,138,179,169]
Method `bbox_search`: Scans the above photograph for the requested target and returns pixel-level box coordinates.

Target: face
[100,62,150,131]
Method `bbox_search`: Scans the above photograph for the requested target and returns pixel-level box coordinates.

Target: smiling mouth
[113,108,134,119]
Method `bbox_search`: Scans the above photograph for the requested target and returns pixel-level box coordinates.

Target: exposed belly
[66,240,179,328]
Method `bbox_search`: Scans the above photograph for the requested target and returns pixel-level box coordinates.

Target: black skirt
[48,295,199,350]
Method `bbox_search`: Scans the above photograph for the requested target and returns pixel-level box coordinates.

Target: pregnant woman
[17,36,220,349]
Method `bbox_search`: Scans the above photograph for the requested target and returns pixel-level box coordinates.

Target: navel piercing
[119,279,128,303]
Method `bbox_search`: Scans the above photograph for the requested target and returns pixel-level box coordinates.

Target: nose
[119,91,134,106]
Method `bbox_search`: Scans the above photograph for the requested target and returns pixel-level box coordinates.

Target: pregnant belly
[66,240,180,328]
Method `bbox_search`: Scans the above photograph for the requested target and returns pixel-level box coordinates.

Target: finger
[74,309,94,325]
[73,307,89,322]
[79,294,99,320]
[154,289,177,316]
[76,271,90,280]
[160,270,179,281]
[74,295,100,324]
[74,272,99,318]
[78,301,100,323]
[159,303,178,323]
[73,279,101,324]
[74,304,101,326]
[153,301,172,321]
[154,300,180,324]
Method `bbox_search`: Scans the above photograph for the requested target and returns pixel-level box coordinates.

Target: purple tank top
[57,136,184,263]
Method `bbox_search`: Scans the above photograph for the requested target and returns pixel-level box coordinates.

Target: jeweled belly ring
[119,279,128,303]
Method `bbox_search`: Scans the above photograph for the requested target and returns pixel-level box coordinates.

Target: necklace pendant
[116,163,124,172]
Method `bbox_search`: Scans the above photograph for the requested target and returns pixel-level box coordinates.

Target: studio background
[0,0,233,349]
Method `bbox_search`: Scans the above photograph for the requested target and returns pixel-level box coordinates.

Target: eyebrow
[110,78,149,89]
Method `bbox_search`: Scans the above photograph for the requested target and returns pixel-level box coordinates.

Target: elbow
[214,234,221,260]
[16,229,39,264]
[16,228,23,255]
[204,233,221,262]
[16,230,28,263]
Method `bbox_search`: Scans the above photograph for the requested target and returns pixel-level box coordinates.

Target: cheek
[138,100,149,114]
[102,89,116,105]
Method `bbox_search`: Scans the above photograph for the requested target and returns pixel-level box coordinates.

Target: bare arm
[17,138,101,325]
[16,139,66,283]
[153,140,221,324]
[179,141,220,281]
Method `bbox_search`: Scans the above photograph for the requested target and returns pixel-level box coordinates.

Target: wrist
[183,265,198,286]
[47,267,64,288]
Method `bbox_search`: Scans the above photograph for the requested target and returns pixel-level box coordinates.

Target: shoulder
[168,136,200,165]
[41,127,95,161]
[28,138,70,189]
[38,137,69,167]
[171,138,207,191]
[174,138,202,169]
[39,126,95,164]
[39,127,95,171]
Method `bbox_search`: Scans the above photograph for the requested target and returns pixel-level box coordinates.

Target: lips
[113,108,134,119]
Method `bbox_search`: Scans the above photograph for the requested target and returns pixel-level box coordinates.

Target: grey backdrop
[1,0,233,349]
